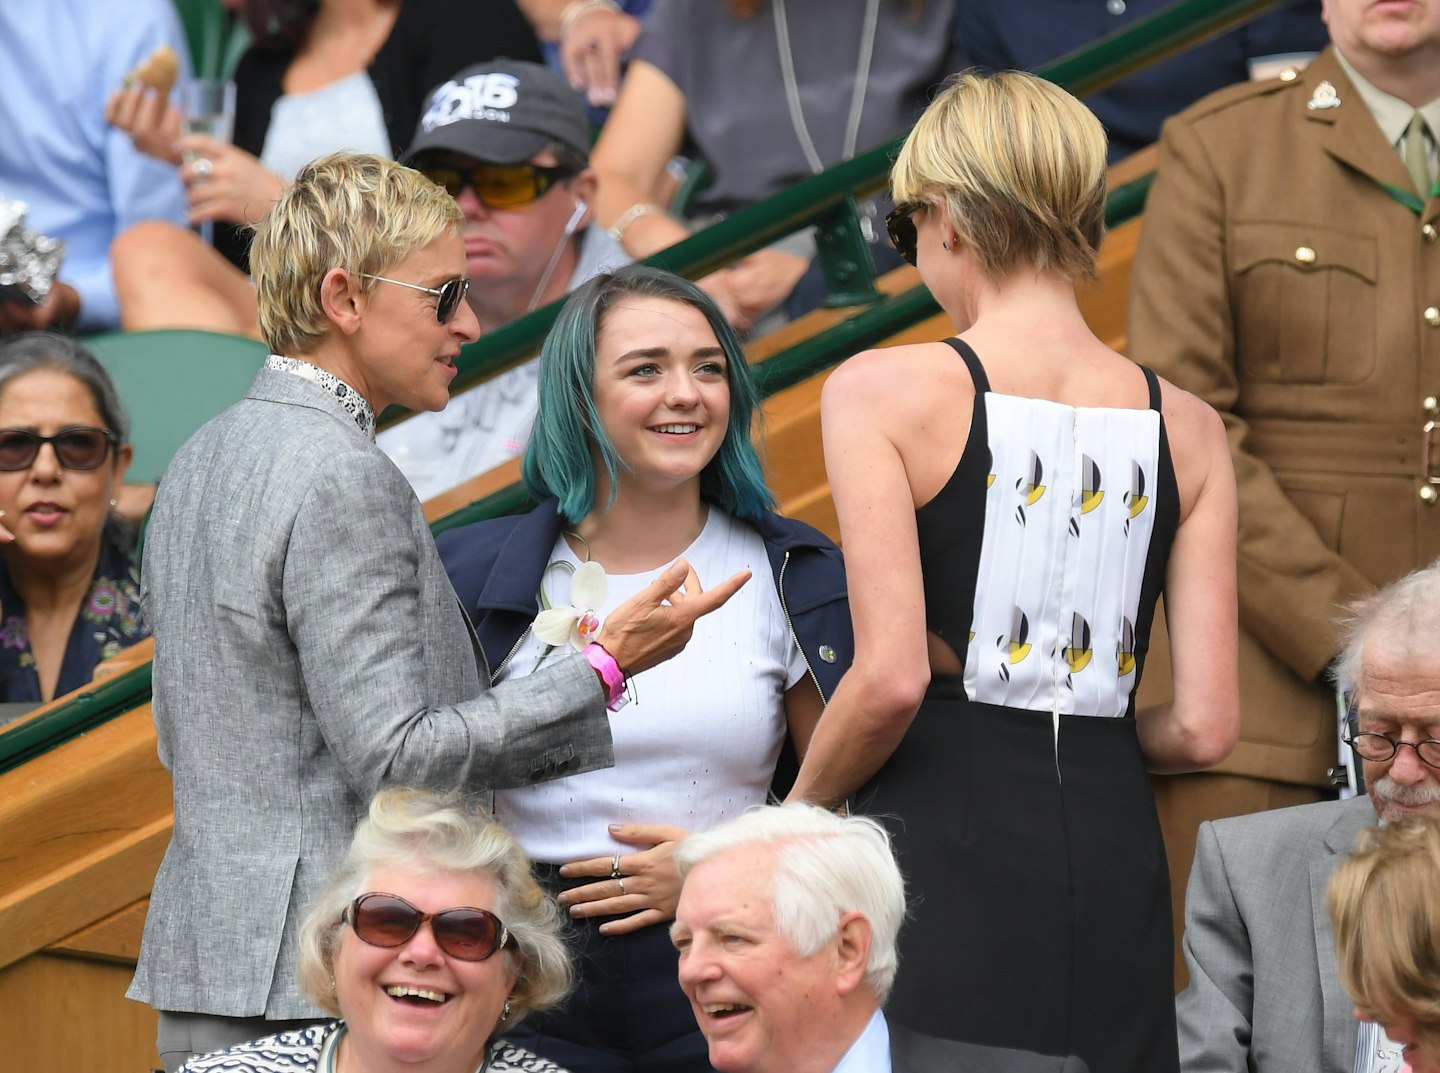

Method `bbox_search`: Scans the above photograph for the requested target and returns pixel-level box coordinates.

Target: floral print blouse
[0,536,149,703]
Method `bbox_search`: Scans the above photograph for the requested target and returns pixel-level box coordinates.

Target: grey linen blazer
[128,369,613,1019]
[888,1023,1088,1072]
[1177,795,1378,1073]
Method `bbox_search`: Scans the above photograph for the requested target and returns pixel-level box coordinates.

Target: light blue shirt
[833,1010,893,1073]
[0,0,190,331]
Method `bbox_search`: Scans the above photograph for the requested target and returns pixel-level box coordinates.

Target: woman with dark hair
[0,333,145,705]
[438,263,852,1073]
[104,0,542,335]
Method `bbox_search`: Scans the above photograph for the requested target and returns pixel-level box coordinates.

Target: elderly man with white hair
[670,804,1088,1073]
[1177,557,1440,1071]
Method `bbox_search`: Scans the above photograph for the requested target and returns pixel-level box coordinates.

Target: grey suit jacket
[129,369,614,1018]
[889,1023,1088,1072]
[1177,795,1378,1073]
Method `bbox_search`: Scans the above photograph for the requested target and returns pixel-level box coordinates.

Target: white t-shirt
[259,71,390,181]
[494,508,808,863]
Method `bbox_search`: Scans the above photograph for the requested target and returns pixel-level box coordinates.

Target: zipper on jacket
[490,625,532,687]
[778,550,828,703]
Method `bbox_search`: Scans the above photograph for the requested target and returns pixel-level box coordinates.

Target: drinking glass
[181,79,237,245]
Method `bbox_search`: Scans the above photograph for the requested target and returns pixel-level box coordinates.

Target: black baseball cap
[404,60,590,166]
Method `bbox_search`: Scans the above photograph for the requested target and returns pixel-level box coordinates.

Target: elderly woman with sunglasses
[0,333,146,706]
[784,72,1239,1071]
[130,152,746,1073]
[178,787,576,1073]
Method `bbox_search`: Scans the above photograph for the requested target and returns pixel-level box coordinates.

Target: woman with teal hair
[438,263,852,1073]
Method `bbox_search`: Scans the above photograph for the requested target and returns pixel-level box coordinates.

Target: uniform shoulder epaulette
[1177,67,1305,123]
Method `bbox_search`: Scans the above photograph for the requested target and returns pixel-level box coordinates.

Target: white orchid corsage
[530,558,608,671]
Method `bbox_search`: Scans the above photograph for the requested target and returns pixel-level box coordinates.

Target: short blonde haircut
[1328,813,1440,1060]
[891,70,1108,281]
[296,789,572,1029]
[250,151,463,356]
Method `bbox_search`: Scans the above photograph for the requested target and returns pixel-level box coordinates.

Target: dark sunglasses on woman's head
[344,892,511,961]
[421,162,575,210]
[360,274,470,325]
[885,202,922,267]
[0,426,117,471]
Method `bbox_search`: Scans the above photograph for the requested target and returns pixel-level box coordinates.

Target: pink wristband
[583,642,628,711]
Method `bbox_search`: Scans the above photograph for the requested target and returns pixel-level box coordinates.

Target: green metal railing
[381,0,1283,428]
[0,0,1285,776]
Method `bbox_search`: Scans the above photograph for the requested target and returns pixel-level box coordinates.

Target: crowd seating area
[0,1,1322,1069]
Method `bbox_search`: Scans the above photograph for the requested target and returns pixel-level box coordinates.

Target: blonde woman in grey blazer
[128,152,748,1073]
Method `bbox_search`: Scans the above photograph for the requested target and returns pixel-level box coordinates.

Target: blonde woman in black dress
[788,72,1240,1072]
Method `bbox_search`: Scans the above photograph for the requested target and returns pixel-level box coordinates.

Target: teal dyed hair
[522,265,774,523]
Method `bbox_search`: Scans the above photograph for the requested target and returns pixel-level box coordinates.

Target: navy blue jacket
[436,499,853,793]
[437,498,852,696]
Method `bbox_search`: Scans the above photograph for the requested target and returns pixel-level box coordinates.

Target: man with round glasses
[1176,557,1440,1072]
[379,60,631,502]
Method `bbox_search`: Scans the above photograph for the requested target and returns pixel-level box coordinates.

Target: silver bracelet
[559,0,622,39]
[607,202,661,242]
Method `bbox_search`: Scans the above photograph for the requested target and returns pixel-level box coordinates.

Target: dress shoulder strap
[1138,364,1162,412]
[941,337,990,394]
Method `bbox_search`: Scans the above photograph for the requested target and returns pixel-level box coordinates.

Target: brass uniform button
[1426,396,1440,416]
[1422,485,1439,504]
[1426,306,1440,328]
[1295,246,1316,264]
[1424,223,1438,243]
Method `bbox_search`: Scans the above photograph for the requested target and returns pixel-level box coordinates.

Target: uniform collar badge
[1307,80,1341,111]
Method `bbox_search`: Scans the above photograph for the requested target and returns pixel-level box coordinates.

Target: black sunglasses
[344,892,511,961]
[885,202,922,267]
[0,426,118,471]
[360,274,470,325]
[421,162,574,210]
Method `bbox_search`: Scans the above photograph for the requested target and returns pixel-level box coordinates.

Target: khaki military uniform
[1129,46,1440,979]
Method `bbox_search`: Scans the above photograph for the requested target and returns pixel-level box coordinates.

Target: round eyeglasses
[1344,731,1440,770]
[343,892,511,961]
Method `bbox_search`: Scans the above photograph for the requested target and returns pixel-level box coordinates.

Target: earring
[330,975,337,994]
[109,498,118,509]
[501,998,512,1022]
[942,241,950,250]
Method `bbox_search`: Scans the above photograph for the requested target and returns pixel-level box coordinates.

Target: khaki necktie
[1404,112,1434,196]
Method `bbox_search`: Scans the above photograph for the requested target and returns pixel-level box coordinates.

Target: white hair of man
[674,803,905,1001]
[1333,557,1440,701]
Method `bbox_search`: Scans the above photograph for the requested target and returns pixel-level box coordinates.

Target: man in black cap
[379,59,630,499]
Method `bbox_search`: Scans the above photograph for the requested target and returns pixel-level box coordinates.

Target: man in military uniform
[1128,0,1440,952]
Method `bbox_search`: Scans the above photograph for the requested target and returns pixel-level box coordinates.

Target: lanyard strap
[1377,178,1440,215]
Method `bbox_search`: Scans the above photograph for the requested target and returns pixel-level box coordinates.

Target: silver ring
[617,877,626,895]
[610,853,621,878]
[192,157,213,181]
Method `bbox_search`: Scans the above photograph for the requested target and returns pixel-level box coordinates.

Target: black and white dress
[865,339,1181,1073]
